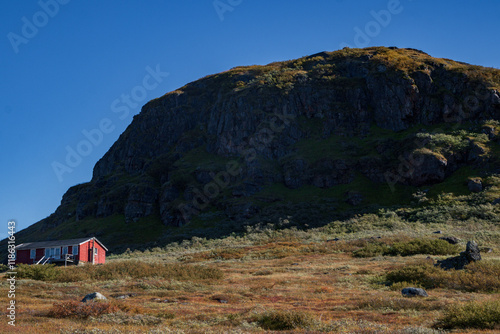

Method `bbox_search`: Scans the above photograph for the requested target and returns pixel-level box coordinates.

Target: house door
[88,249,93,263]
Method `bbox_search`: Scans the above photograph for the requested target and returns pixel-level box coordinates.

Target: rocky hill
[7,47,500,254]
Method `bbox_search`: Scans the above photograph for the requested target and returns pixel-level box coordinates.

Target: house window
[73,245,78,255]
[54,248,60,259]
[30,249,36,259]
[94,248,98,255]
[45,248,50,257]
[62,247,68,255]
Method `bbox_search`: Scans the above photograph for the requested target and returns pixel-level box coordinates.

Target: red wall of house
[16,249,31,264]
[35,248,44,262]
[94,242,106,264]
[79,240,106,264]
[80,241,89,262]
[15,239,106,265]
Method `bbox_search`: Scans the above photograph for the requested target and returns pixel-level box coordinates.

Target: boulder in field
[401,287,428,297]
[82,292,107,303]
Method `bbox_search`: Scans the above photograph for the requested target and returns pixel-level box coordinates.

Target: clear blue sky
[1,0,499,239]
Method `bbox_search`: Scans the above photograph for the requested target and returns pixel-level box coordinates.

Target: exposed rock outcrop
[8,47,500,252]
[468,178,483,193]
[437,241,482,270]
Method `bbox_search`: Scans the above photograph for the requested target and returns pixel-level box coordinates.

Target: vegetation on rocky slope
[2,47,500,257]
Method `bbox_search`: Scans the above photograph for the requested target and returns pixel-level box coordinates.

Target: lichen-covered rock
[406,151,448,186]
[468,178,483,193]
[82,292,107,303]
[401,287,428,297]
[437,241,482,270]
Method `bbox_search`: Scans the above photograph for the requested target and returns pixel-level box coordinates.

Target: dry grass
[48,300,120,319]
[2,233,499,333]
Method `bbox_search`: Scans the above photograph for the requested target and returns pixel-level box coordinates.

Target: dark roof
[15,237,108,251]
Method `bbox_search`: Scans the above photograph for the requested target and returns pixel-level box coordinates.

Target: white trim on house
[15,237,108,251]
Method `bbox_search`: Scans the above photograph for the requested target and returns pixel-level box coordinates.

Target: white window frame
[30,249,36,259]
[73,245,78,255]
[94,248,98,255]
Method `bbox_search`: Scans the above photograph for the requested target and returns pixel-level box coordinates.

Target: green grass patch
[427,166,479,198]
[255,173,416,209]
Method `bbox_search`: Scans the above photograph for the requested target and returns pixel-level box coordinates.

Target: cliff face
[14,47,500,251]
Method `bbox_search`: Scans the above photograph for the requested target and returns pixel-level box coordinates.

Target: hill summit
[11,47,500,253]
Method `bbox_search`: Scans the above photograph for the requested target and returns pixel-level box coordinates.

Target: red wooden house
[15,237,107,265]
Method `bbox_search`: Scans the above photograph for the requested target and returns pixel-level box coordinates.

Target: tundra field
[1,213,499,334]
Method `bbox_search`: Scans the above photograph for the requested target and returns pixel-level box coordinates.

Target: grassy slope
[2,215,499,333]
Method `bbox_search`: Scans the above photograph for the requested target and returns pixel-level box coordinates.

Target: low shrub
[16,261,223,282]
[15,264,59,280]
[256,310,314,330]
[207,248,246,260]
[353,243,391,257]
[356,296,444,311]
[253,269,273,276]
[354,238,459,258]
[435,300,500,329]
[388,239,459,256]
[386,260,500,292]
[86,261,224,281]
[93,312,163,325]
[48,301,119,319]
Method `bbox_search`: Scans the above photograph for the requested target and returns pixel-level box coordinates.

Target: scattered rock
[468,142,486,161]
[114,295,129,300]
[482,125,498,139]
[327,238,340,242]
[345,191,363,206]
[402,287,428,297]
[82,292,107,303]
[406,151,447,186]
[113,293,137,300]
[437,240,482,270]
[218,299,228,304]
[439,236,460,245]
[468,178,483,193]
[465,241,482,262]
[433,231,443,234]
[480,247,493,253]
